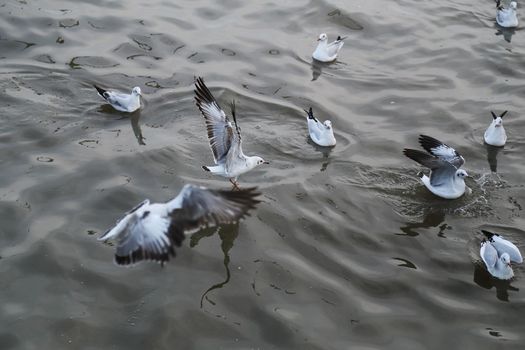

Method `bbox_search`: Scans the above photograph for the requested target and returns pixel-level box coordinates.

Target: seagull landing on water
[304,107,336,147]
[496,0,518,28]
[403,135,468,199]
[98,185,261,266]
[484,111,508,147]
[480,230,523,280]
[194,77,269,190]
[312,33,346,62]
[94,85,142,112]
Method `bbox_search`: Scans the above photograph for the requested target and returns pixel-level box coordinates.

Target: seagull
[312,33,346,62]
[496,0,518,28]
[194,77,269,190]
[98,185,261,266]
[403,135,468,199]
[304,107,336,147]
[484,111,508,147]
[94,85,142,112]
[480,230,523,279]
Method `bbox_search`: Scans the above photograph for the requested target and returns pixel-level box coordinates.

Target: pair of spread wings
[403,135,465,186]
[194,77,244,168]
[480,230,523,268]
[99,185,260,265]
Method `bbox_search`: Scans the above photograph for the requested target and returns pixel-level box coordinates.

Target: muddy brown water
[1,0,525,349]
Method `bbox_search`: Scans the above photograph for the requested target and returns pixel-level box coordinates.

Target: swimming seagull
[484,111,508,147]
[194,77,269,190]
[94,85,142,112]
[403,135,468,199]
[312,33,346,62]
[480,230,523,279]
[304,107,336,147]
[496,0,518,28]
[98,185,261,266]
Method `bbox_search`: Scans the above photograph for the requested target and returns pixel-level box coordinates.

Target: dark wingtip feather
[500,110,508,118]
[481,230,498,240]
[304,107,318,122]
[418,135,443,154]
[94,85,107,97]
[491,111,497,119]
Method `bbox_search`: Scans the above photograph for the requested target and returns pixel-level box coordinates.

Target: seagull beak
[264,161,270,165]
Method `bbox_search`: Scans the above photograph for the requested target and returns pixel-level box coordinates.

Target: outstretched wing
[480,240,498,269]
[169,185,261,235]
[195,77,237,164]
[482,230,523,263]
[418,135,464,168]
[403,149,457,186]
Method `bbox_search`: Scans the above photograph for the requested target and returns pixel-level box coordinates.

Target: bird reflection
[473,263,519,302]
[311,60,329,81]
[495,26,516,43]
[398,210,449,237]
[485,143,503,173]
[188,223,240,307]
[307,137,333,171]
[130,111,146,145]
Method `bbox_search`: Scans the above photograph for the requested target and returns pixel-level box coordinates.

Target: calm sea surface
[1,0,525,349]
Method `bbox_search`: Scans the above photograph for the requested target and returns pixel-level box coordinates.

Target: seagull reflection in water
[306,137,334,172]
[473,263,519,302]
[398,209,450,237]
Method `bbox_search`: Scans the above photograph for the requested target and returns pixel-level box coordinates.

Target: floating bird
[304,107,336,147]
[496,0,518,28]
[312,33,346,62]
[480,230,522,280]
[484,111,508,147]
[403,135,468,199]
[94,85,142,112]
[98,185,261,266]
[194,77,269,190]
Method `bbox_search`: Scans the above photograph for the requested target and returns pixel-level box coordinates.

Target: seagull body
[496,1,518,28]
[304,107,336,147]
[484,111,507,147]
[98,184,260,265]
[403,135,468,199]
[94,85,142,112]
[194,77,268,189]
[480,230,522,279]
[312,33,345,62]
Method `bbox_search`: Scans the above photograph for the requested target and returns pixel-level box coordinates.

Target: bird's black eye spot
[142,211,150,219]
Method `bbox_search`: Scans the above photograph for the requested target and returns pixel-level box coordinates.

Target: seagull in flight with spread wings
[98,184,261,266]
[194,77,269,190]
[403,135,468,199]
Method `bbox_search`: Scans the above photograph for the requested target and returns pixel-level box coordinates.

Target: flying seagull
[496,1,518,28]
[98,185,261,266]
[480,230,522,280]
[484,111,508,147]
[312,33,346,62]
[304,107,336,147]
[94,85,142,112]
[403,135,468,199]
[194,77,269,190]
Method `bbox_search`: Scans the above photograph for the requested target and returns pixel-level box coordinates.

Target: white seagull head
[318,33,328,42]
[132,86,142,96]
[501,253,511,267]
[510,2,517,10]
[323,120,333,129]
[456,169,468,179]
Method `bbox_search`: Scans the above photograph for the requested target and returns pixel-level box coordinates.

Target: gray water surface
[1,0,525,349]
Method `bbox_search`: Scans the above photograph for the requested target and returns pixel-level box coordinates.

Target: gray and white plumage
[94,85,142,112]
[98,185,261,266]
[496,1,518,28]
[480,230,522,279]
[403,135,468,199]
[194,77,268,187]
[312,33,346,62]
[484,111,507,147]
[304,107,336,147]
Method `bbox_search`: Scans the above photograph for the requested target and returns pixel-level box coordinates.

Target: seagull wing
[480,240,498,269]
[195,77,236,164]
[224,100,245,171]
[418,135,465,168]
[482,230,523,263]
[168,185,260,236]
[326,36,345,57]
[403,149,457,186]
